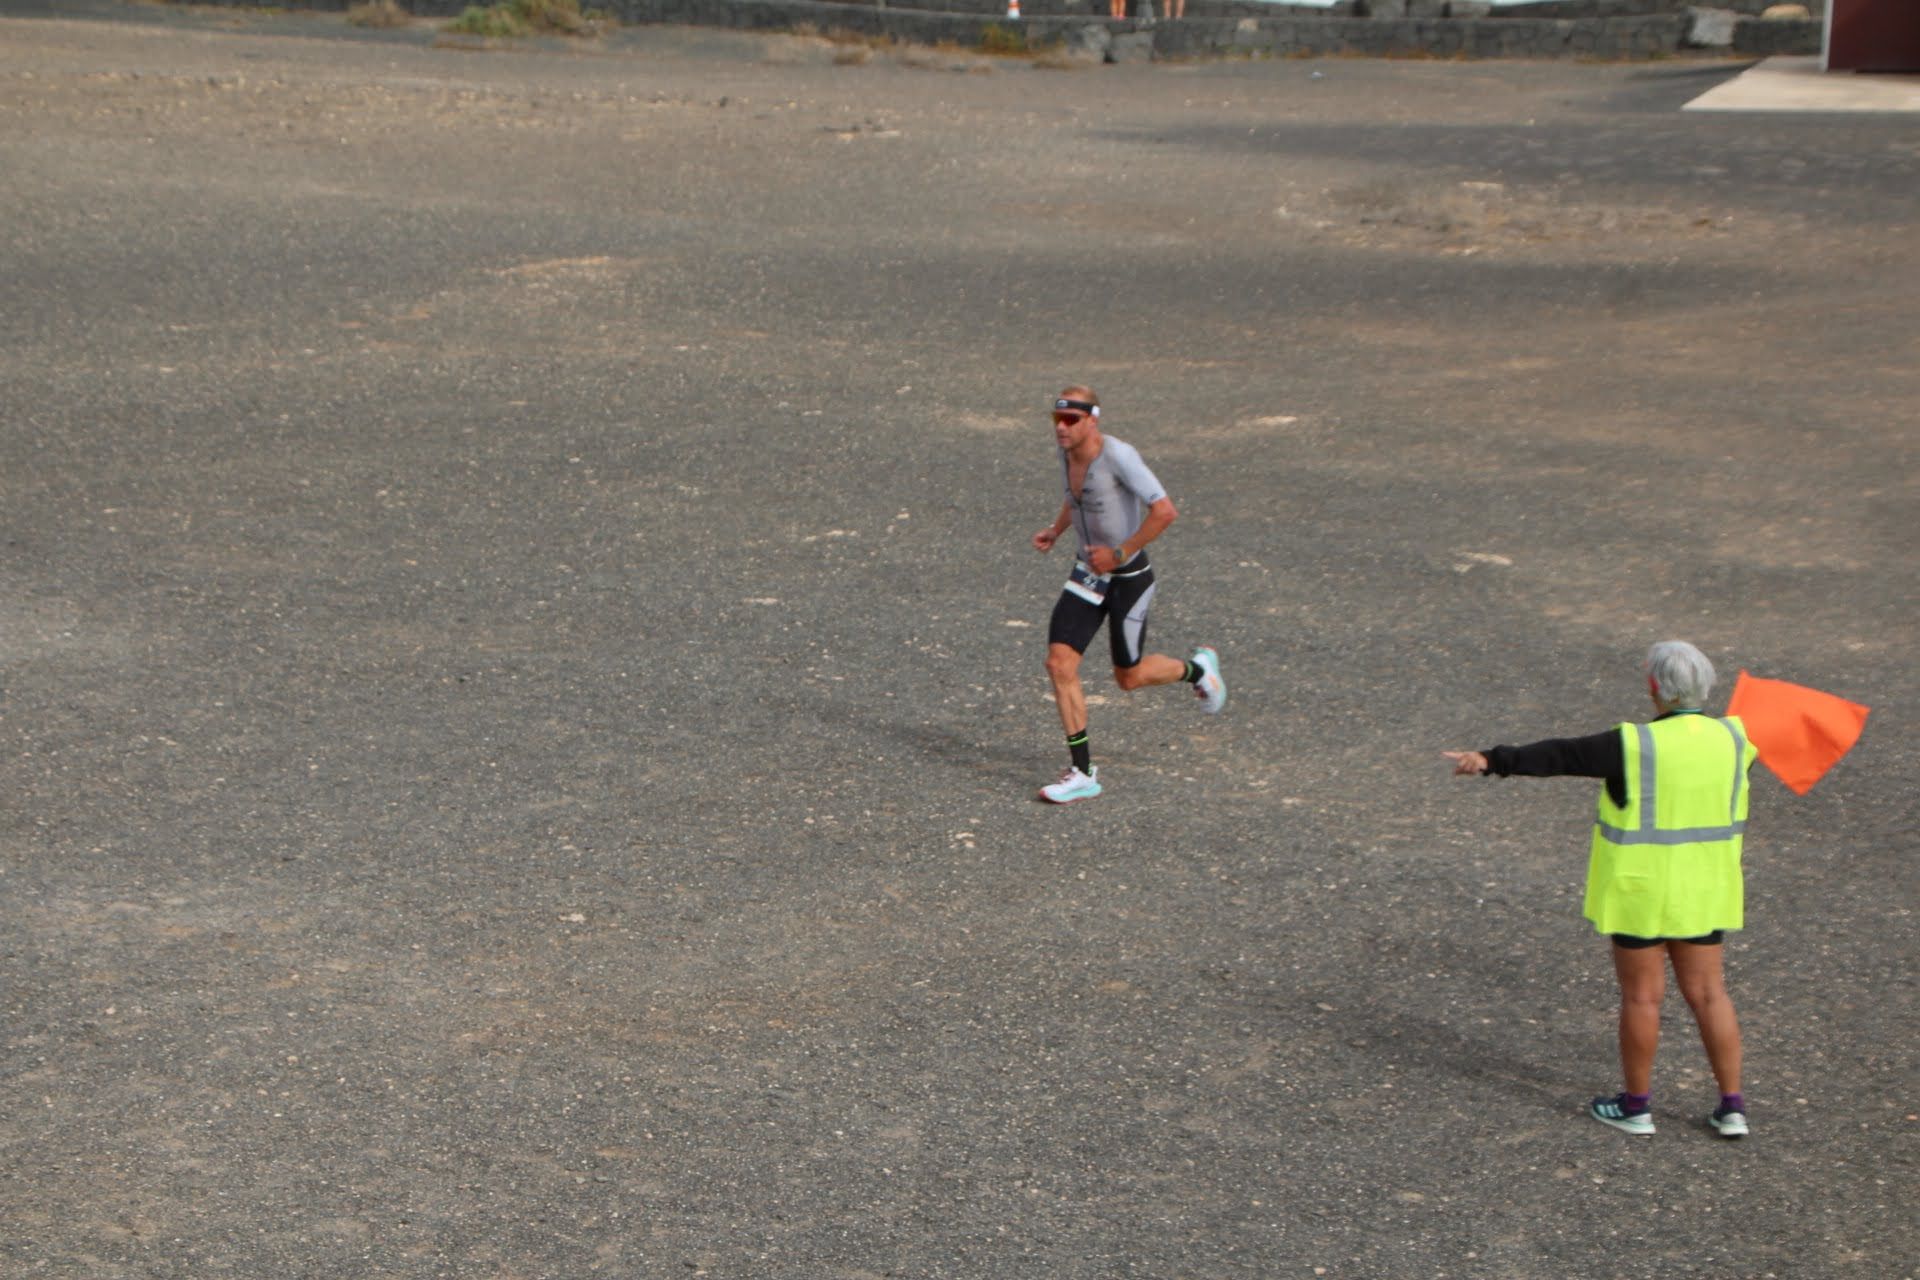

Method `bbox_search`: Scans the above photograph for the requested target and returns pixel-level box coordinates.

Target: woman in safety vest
[1442,640,1758,1139]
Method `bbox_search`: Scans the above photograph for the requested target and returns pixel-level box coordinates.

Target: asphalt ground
[2,5,1915,1277]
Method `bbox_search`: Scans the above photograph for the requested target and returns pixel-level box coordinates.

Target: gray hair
[1645,640,1716,708]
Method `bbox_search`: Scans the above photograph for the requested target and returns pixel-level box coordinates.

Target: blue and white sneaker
[1039,766,1101,804]
[1709,1104,1749,1139]
[1590,1094,1655,1135]
[1191,647,1226,715]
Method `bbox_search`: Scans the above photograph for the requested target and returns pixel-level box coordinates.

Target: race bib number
[1064,561,1110,606]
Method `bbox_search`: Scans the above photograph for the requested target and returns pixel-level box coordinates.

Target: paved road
[2,6,1914,1277]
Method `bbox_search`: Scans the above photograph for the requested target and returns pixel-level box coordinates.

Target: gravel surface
[2,5,1915,1277]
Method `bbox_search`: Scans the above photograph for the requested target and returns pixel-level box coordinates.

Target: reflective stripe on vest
[1595,718,1750,847]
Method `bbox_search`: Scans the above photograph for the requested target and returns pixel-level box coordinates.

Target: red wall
[1828,0,1920,71]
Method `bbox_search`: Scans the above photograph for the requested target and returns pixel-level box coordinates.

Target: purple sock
[1625,1091,1651,1113]
[1720,1093,1744,1113]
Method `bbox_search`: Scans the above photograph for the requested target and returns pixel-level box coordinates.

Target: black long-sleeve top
[1485,730,1627,808]
[1483,712,1718,809]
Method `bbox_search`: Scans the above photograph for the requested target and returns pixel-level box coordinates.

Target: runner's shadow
[1356,1003,1593,1114]
[794,685,1042,791]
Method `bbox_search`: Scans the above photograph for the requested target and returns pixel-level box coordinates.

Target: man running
[1031,385,1225,804]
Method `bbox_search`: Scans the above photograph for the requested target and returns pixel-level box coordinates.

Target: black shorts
[1048,555,1157,670]
[1611,931,1725,949]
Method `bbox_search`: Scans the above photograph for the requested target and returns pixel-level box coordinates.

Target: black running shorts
[1611,931,1726,949]
[1048,556,1157,670]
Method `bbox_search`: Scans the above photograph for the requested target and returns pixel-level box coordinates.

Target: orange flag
[1725,670,1870,795]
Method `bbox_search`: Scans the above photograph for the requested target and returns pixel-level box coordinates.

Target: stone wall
[1492,0,1801,16]
[1727,11,1822,52]
[186,0,1825,59]
[1157,13,1692,56]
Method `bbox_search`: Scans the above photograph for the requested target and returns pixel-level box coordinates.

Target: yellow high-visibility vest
[1583,713,1757,938]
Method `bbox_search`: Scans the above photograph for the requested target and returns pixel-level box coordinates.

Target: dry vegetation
[788,20,1075,69]
[346,0,411,28]
[444,0,610,39]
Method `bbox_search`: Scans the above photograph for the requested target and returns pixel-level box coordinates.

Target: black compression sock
[1067,730,1091,774]
[1182,661,1202,684]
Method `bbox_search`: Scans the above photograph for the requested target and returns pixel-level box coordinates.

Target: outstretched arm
[1443,730,1628,807]
[1487,732,1622,781]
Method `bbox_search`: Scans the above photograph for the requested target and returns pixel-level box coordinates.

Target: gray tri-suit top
[1051,435,1169,669]
[1061,435,1167,567]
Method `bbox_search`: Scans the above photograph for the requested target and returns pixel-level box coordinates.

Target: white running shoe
[1589,1094,1655,1135]
[1709,1105,1749,1139]
[1191,647,1226,715]
[1039,766,1102,804]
